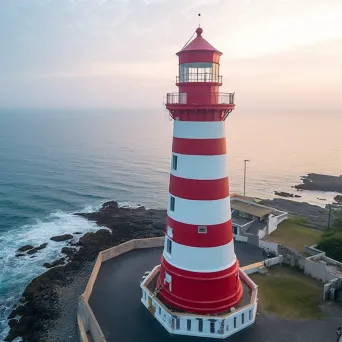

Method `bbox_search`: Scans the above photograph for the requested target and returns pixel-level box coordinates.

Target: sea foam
[0,204,104,340]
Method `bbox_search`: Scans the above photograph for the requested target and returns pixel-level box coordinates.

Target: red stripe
[172,137,226,155]
[157,256,243,314]
[169,174,229,200]
[166,216,233,247]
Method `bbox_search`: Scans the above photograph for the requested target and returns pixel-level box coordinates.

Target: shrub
[318,230,342,262]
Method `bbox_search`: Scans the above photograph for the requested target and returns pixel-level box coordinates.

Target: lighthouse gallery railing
[176,74,223,83]
[166,92,235,105]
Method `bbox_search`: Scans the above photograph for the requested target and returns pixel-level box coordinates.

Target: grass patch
[251,266,323,319]
[266,215,322,251]
[289,214,310,225]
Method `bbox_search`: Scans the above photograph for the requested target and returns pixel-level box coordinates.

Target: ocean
[0,108,340,340]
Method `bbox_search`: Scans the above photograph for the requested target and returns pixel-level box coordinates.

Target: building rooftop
[231,215,253,227]
[231,200,276,218]
[246,221,267,234]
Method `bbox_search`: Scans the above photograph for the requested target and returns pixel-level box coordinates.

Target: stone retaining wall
[77,237,165,342]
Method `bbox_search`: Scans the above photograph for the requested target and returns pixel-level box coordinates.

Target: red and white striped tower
[156,26,243,314]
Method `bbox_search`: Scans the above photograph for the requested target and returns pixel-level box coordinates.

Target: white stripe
[173,121,226,139]
[171,153,228,180]
[163,238,236,273]
[167,194,231,225]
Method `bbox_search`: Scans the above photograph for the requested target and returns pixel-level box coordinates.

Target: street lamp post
[243,159,250,196]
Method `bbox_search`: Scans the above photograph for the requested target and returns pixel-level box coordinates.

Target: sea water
[0,108,340,339]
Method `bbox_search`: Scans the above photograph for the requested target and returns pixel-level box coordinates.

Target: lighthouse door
[164,272,172,292]
[179,92,187,104]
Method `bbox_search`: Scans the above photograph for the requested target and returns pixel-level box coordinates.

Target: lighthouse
[140,26,258,339]
[157,26,242,314]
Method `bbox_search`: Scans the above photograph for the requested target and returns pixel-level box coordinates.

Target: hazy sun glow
[0,0,341,110]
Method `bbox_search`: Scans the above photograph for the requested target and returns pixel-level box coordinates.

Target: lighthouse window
[198,319,203,332]
[179,62,220,83]
[198,226,207,234]
[170,196,175,211]
[172,155,178,170]
[242,313,245,324]
[233,317,236,328]
[233,225,238,235]
[166,238,172,254]
[187,319,191,331]
[167,226,173,238]
[176,318,180,330]
[210,321,215,333]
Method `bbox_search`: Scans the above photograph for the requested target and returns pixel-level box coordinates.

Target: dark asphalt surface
[89,245,341,342]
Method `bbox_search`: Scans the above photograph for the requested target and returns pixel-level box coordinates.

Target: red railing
[176,73,223,83]
[166,92,235,105]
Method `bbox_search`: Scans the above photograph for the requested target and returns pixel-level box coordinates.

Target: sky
[0,0,341,111]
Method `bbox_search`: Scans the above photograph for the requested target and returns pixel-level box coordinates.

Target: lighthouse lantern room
[140,26,258,339]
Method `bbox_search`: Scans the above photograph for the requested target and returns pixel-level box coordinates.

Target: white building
[230,195,288,240]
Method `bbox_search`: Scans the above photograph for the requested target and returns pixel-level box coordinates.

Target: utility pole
[243,159,250,196]
[327,204,332,230]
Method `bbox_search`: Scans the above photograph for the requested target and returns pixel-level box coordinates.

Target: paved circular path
[89,246,342,342]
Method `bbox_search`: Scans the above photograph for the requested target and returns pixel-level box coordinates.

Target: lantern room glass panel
[179,62,220,83]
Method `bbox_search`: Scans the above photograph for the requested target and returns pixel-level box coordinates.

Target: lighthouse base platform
[140,265,258,339]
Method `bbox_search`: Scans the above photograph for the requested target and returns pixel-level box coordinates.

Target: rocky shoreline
[4,199,330,341]
[294,173,342,193]
[5,201,166,342]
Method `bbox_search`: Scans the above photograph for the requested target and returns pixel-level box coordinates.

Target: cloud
[34,59,175,80]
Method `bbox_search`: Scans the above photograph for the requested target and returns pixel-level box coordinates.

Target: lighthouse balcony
[166,92,235,107]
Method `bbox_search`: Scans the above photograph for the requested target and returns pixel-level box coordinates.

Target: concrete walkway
[89,246,342,342]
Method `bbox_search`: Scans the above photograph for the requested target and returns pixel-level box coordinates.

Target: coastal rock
[17,245,34,252]
[295,173,342,193]
[43,258,65,269]
[99,200,119,213]
[16,253,25,257]
[50,234,73,242]
[275,191,294,198]
[61,247,76,256]
[6,201,167,342]
[73,231,82,234]
[334,195,342,204]
[37,243,48,250]
[274,191,301,198]
[8,319,18,328]
[7,309,18,319]
[27,243,48,255]
[79,229,111,247]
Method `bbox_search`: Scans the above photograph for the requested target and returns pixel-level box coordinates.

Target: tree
[331,208,342,230]
[319,231,342,262]
[319,208,342,261]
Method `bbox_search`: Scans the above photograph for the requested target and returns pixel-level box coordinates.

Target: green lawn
[251,266,324,319]
[266,215,323,251]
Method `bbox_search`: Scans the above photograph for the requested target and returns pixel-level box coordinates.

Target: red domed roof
[178,27,221,54]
